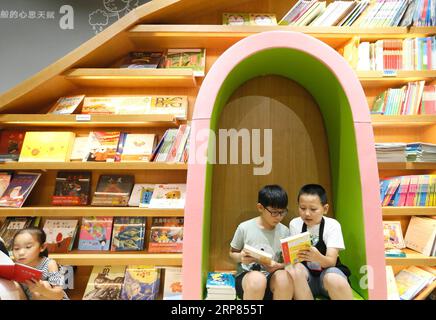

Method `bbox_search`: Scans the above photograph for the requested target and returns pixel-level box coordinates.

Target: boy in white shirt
[287,184,353,300]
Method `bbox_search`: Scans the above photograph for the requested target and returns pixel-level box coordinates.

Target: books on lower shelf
[280,231,312,265]
[52,171,91,206]
[83,265,126,300]
[0,217,40,252]
[205,272,236,300]
[0,250,42,283]
[148,217,184,253]
[0,172,41,208]
[404,216,436,257]
[110,217,146,251]
[163,267,183,300]
[395,266,436,300]
[43,219,79,254]
[78,217,114,251]
[91,175,134,206]
[120,265,160,300]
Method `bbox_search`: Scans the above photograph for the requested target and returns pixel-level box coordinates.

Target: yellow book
[280,231,311,265]
[19,131,76,162]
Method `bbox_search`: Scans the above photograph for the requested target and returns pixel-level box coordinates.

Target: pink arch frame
[182,31,387,300]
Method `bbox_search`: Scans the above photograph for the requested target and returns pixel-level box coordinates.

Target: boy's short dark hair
[298,184,328,205]
[258,185,288,209]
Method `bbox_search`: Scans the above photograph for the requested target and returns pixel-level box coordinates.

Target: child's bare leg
[242,271,267,300]
[269,269,294,300]
[322,273,353,300]
[286,263,313,300]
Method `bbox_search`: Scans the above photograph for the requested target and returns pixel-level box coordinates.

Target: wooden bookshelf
[386,249,436,266]
[371,115,436,127]
[377,162,436,170]
[50,252,182,266]
[357,71,436,88]
[0,162,188,170]
[0,114,180,128]
[382,207,436,216]
[414,280,436,300]
[0,207,184,217]
[63,68,197,88]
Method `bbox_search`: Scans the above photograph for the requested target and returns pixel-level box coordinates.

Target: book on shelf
[165,49,206,77]
[386,266,400,300]
[281,231,312,265]
[78,217,114,251]
[110,217,146,251]
[43,219,79,254]
[70,136,89,162]
[243,244,273,266]
[117,51,165,69]
[0,250,42,283]
[47,95,85,114]
[52,171,91,206]
[0,172,41,208]
[404,216,436,256]
[82,265,126,300]
[383,221,406,249]
[148,184,186,209]
[222,13,277,25]
[0,173,12,198]
[0,130,25,162]
[205,272,236,300]
[385,248,406,257]
[120,133,156,162]
[165,125,191,163]
[91,175,134,206]
[421,85,436,115]
[128,184,155,207]
[153,128,179,162]
[18,131,75,162]
[395,266,436,300]
[148,217,184,253]
[120,265,161,300]
[83,131,120,162]
[149,96,188,120]
[0,217,40,252]
[163,267,183,300]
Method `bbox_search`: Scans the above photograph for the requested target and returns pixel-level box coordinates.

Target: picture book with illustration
[52,171,91,206]
[149,184,186,209]
[78,217,114,251]
[0,130,25,162]
[0,251,42,283]
[111,217,146,251]
[82,265,126,300]
[0,172,41,208]
[120,265,160,300]
[83,131,120,162]
[43,219,79,253]
[91,175,134,206]
[280,231,312,265]
[48,95,85,114]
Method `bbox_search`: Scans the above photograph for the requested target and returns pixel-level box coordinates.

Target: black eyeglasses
[263,206,288,217]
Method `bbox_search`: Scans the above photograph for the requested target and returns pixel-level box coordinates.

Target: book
[148,184,186,209]
[0,130,25,162]
[0,173,12,198]
[165,49,206,77]
[43,219,79,253]
[82,265,126,300]
[91,175,134,206]
[78,217,114,251]
[383,221,406,249]
[163,267,183,300]
[118,51,164,69]
[110,217,146,251]
[395,266,436,300]
[404,216,436,256]
[0,250,42,283]
[69,136,89,161]
[386,265,400,300]
[206,272,236,299]
[128,184,155,207]
[385,248,407,257]
[222,13,277,25]
[52,171,91,206]
[0,217,39,252]
[18,131,75,162]
[83,131,120,162]
[120,265,160,300]
[280,231,312,265]
[48,95,85,114]
[243,244,273,265]
[149,96,188,120]
[0,172,41,208]
[148,223,183,253]
[222,13,250,25]
[120,133,156,162]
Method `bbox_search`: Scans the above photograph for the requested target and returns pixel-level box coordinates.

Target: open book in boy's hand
[280,231,311,265]
[0,251,42,283]
[243,244,273,266]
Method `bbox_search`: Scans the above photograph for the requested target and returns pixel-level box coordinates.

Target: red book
[0,251,42,283]
[0,130,26,162]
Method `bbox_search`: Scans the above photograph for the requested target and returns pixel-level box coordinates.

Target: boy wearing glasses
[286,184,353,300]
[229,185,294,300]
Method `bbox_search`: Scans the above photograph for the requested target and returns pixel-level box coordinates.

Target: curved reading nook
[183,31,387,300]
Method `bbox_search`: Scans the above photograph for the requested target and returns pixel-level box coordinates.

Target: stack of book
[375,143,407,162]
[406,142,436,162]
[205,272,236,300]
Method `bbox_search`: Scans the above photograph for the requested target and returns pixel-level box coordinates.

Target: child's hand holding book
[297,246,322,263]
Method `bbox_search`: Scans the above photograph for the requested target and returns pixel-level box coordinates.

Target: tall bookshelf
[0,0,434,300]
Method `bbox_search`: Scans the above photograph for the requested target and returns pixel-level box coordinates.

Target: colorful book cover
[110,217,146,251]
[0,173,41,208]
[82,265,126,300]
[78,217,113,251]
[206,272,236,290]
[149,96,188,120]
[383,221,406,249]
[280,231,312,265]
[120,265,161,300]
[82,97,118,114]
[395,266,435,300]
[165,125,189,162]
[154,129,179,162]
[84,131,120,162]
[52,171,91,206]
[165,49,206,77]
[149,184,186,209]
[91,175,134,206]
[0,173,12,197]
[48,95,85,114]
[163,267,183,300]
[120,134,156,162]
[128,184,155,207]
[0,251,42,283]
[0,130,26,161]
[43,219,79,253]
[119,51,164,69]
[82,96,153,115]
[148,226,183,253]
[18,131,75,162]
[0,217,38,251]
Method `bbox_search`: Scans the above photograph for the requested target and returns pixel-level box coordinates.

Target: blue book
[206,272,235,289]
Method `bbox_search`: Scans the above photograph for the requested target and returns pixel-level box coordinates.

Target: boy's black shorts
[235,269,279,300]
